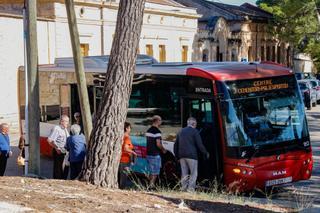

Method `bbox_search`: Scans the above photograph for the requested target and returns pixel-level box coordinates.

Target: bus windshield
[218,75,308,147]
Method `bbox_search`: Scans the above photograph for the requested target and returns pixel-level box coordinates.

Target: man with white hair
[0,123,12,176]
[174,117,209,192]
[47,115,70,179]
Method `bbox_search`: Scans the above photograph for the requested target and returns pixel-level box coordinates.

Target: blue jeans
[147,155,161,175]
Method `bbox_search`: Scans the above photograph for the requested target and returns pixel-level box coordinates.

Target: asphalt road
[269,106,320,212]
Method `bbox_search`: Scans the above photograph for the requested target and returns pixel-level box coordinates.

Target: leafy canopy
[257,0,320,70]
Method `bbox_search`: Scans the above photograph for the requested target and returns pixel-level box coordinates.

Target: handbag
[17,155,25,166]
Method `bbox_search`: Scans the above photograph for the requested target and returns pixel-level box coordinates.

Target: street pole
[65,0,93,142]
[26,0,40,175]
[23,4,29,176]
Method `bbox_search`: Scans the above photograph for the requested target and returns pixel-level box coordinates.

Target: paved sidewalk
[5,134,53,179]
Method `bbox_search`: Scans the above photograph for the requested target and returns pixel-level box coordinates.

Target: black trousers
[118,162,131,189]
[52,149,69,179]
[0,153,8,176]
[70,161,83,180]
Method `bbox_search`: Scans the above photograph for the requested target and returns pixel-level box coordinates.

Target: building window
[159,45,166,62]
[79,7,85,17]
[272,46,276,62]
[287,47,291,67]
[266,46,271,61]
[216,46,223,62]
[216,46,219,61]
[261,46,265,61]
[248,46,253,62]
[182,45,188,62]
[80,43,89,56]
[146,44,153,57]
[231,48,237,61]
[277,46,281,63]
[202,49,209,62]
[160,16,164,24]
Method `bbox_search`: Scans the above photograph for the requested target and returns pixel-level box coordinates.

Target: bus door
[70,84,95,123]
[181,97,222,184]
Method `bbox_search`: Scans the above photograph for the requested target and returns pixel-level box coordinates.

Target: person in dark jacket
[65,124,86,180]
[146,115,166,189]
[174,117,209,192]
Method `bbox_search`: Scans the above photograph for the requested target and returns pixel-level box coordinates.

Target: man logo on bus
[272,170,286,176]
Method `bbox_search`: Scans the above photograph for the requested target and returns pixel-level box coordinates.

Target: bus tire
[307,100,312,110]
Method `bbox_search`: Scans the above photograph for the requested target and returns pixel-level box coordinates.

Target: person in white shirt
[47,115,70,179]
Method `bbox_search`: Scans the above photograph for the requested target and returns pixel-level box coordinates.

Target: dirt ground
[0,177,289,212]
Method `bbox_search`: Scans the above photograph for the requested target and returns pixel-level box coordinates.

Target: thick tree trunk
[79,0,146,188]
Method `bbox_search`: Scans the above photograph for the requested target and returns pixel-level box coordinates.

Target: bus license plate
[265,177,292,187]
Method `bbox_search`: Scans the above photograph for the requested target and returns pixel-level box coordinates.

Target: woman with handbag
[17,134,25,167]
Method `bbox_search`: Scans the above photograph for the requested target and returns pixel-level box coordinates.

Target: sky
[217,0,257,6]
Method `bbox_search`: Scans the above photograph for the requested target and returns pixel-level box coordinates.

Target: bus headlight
[233,168,241,174]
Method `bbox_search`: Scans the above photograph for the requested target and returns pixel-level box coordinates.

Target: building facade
[175,0,293,65]
[0,0,199,131]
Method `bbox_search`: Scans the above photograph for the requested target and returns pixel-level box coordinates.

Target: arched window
[202,49,209,62]
[231,48,237,61]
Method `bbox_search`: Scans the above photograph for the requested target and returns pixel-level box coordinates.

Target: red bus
[18,55,313,191]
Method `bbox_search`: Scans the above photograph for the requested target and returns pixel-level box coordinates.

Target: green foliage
[257,0,320,70]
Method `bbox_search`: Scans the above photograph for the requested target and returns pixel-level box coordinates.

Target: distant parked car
[309,79,320,104]
[295,72,304,80]
[304,72,316,79]
[298,80,317,110]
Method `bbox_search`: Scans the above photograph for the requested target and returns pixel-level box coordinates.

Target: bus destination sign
[234,79,289,95]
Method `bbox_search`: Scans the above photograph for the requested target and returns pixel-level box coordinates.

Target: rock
[178,200,188,210]
[131,204,143,208]
[154,204,161,209]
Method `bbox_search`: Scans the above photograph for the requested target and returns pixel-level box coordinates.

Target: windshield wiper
[246,145,260,163]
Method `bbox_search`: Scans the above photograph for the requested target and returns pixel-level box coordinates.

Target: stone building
[175,0,292,65]
[0,0,199,131]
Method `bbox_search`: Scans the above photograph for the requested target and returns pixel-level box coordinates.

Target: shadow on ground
[150,193,274,213]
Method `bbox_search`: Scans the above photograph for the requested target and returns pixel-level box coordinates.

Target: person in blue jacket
[65,124,86,180]
[0,123,12,176]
